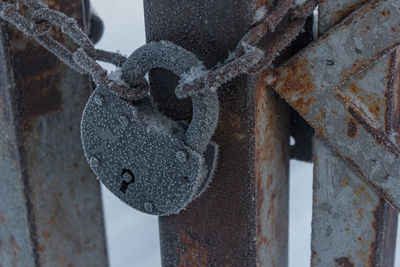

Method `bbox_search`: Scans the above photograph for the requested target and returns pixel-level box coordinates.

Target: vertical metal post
[143,0,290,266]
[0,1,108,266]
[311,1,398,265]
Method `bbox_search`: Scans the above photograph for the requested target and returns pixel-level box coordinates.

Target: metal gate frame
[0,0,399,266]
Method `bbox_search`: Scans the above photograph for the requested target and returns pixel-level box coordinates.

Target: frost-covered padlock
[80,41,219,216]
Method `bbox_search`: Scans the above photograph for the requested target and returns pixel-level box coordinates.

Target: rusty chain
[0,0,316,100]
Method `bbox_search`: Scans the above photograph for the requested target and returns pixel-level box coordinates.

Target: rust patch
[335,257,354,267]
[369,206,379,266]
[349,82,360,95]
[341,177,350,188]
[314,125,325,137]
[42,232,51,239]
[346,118,358,138]
[270,57,316,115]
[293,97,316,114]
[178,230,208,267]
[367,101,381,119]
[38,245,45,253]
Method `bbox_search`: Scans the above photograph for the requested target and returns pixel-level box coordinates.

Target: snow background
[90,1,400,266]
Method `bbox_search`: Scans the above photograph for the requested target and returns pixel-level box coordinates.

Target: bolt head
[94,94,104,106]
[144,202,154,213]
[122,171,134,183]
[176,150,188,162]
[89,156,99,168]
[119,115,129,127]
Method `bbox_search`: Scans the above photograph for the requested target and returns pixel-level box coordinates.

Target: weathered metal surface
[144,0,290,265]
[311,1,398,265]
[267,0,400,210]
[311,136,398,266]
[0,0,108,266]
[318,0,369,35]
[255,71,290,266]
[310,0,399,265]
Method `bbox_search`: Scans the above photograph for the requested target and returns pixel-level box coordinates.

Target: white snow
[253,5,267,24]
[179,64,208,85]
[108,69,125,84]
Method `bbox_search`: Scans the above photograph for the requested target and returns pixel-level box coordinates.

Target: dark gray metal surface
[0,0,108,266]
[267,0,400,210]
[144,0,290,265]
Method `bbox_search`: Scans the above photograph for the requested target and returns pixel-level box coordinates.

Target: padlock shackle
[121,41,201,87]
[121,41,219,153]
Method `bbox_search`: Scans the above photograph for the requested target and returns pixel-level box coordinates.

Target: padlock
[80,41,219,216]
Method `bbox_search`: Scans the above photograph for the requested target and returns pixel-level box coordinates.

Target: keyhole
[120,169,135,194]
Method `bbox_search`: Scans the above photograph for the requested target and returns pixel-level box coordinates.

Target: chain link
[0,0,316,100]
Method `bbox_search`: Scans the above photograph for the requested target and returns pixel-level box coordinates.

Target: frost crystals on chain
[0,0,317,100]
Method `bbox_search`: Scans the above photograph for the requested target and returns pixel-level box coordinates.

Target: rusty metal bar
[267,0,400,210]
[310,1,398,265]
[0,1,108,266]
[143,0,290,265]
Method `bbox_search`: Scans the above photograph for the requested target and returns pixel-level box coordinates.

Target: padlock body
[81,86,208,215]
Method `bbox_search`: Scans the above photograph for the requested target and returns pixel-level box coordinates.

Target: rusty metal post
[266,0,400,210]
[143,0,290,266]
[0,1,108,266]
[311,1,398,265]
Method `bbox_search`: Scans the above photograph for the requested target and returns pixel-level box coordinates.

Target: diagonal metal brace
[267,0,400,209]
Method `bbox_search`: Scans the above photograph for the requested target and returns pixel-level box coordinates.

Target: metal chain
[0,0,147,100]
[0,0,316,100]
